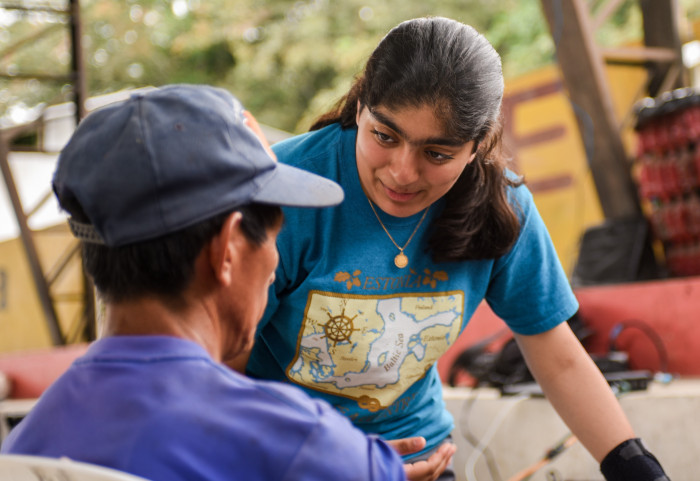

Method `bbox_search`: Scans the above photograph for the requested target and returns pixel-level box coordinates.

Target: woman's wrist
[600,438,670,481]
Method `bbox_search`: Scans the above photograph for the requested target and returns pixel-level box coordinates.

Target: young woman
[241,17,670,481]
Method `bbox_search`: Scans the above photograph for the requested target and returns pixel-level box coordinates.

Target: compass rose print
[321,307,359,346]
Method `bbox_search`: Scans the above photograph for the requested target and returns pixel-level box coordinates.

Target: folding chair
[0,454,150,481]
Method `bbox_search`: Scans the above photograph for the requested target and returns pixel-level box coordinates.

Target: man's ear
[209,211,243,286]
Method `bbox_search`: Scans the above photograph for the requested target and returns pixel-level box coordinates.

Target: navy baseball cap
[52,84,344,247]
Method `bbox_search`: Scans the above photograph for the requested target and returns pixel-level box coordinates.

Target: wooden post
[540,0,641,219]
[0,137,64,345]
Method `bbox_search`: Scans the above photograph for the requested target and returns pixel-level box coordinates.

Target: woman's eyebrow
[368,108,463,147]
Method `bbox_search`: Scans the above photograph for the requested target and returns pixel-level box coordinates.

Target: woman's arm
[513,321,634,462]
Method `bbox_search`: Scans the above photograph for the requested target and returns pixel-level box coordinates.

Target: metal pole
[69,0,87,123]
[68,0,95,338]
[0,136,65,345]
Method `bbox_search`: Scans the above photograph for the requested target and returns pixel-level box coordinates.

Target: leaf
[335,272,351,282]
[433,271,449,281]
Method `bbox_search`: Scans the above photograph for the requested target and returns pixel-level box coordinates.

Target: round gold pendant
[394,252,408,268]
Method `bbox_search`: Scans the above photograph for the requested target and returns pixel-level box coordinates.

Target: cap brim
[251,162,344,208]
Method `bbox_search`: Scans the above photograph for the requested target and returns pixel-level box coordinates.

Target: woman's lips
[383,185,418,202]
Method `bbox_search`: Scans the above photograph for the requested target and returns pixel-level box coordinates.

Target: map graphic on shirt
[287,290,464,410]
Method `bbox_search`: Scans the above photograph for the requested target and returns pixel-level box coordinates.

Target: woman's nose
[389,147,421,185]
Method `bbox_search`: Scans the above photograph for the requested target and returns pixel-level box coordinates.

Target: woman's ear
[209,211,243,286]
[467,140,479,164]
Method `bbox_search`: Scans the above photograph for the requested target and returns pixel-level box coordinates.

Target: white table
[444,378,700,481]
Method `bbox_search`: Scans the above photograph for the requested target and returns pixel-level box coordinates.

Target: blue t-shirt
[247,124,579,456]
[1,336,406,481]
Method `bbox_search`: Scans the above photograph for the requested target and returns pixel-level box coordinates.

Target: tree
[1,0,698,133]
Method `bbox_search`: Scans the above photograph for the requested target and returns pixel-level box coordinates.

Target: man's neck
[99,295,223,361]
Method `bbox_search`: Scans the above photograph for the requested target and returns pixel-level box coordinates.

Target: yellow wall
[503,62,649,275]
[0,225,85,353]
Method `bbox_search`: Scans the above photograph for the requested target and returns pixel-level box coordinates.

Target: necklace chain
[366,197,429,268]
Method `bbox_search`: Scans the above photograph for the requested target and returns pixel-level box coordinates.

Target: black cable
[447,327,510,387]
[608,319,670,373]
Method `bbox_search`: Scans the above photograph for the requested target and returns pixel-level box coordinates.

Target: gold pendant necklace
[367,197,429,268]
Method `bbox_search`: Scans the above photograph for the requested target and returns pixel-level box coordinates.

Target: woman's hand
[386,436,457,481]
[242,110,277,160]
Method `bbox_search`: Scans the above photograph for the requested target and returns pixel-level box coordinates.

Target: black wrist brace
[600,438,670,481]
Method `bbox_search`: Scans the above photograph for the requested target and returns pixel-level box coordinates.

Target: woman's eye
[371,129,393,143]
[426,150,453,162]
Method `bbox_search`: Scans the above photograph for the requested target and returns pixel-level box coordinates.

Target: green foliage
[591,0,643,47]
[483,0,555,79]
[1,0,698,133]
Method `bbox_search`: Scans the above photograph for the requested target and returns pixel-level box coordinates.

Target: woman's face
[355,102,476,218]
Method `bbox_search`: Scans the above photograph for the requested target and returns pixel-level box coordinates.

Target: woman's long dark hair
[311,17,523,261]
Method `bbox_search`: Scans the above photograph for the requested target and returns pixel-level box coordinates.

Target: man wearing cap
[0,85,411,480]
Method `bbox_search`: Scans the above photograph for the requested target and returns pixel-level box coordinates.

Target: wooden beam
[0,23,64,62]
[657,62,683,97]
[601,46,678,64]
[591,0,627,31]
[639,0,684,96]
[0,73,73,81]
[0,135,65,345]
[0,3,69,14]
[69,0,87,122]
[540,0,641,219]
